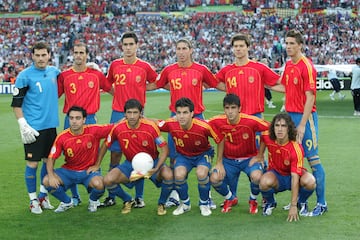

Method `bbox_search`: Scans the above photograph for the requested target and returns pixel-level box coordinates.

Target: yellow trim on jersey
[141,118,162,135]
[292,141,304,169]
[193,118,221,142]
[301,56,316,87]
[239,113,269,126]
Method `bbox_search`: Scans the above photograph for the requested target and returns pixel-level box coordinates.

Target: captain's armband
[11,87,28,107]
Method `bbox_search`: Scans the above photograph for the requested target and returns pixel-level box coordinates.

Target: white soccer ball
[131,152,154,175]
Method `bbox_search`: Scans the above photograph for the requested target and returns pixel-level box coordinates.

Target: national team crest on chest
[195,140,201,146]
[136,75,141,83]
[192,78,198,86]
[142,140,149,147]
[293,77,298,85]
[88,81,95,88]
[284,159,290,166]
[242,133,249,139]
[248,76,254,83]
[87,141,93,149]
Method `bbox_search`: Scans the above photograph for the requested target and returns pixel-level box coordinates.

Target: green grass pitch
[0,90,359,240]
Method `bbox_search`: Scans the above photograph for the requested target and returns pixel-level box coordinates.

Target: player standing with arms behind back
[280,29,327,216]
[11,42,60,214]
[147,38,221,209]
[57,42,112,205]
[102,31,158,208]
[58,42,112,129]
[215,33,281,211]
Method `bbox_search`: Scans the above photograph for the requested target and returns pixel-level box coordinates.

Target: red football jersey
[156,62,218,114]
[281,56,317,113]
[106,58,158,112]
[106,118,167,161]
[262,132,305,176]
[58,67,111,114]
[209,113,269,159]
[48,124,113,171]
[157,117,223,157]
[216,61,279,115]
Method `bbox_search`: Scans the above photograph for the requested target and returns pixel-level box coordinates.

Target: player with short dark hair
[11,41,60,214]
[156,97,224,216]
[43,106,113,213]
[280,29,327,216]
[102,31,158,208]
[215,33,281,211]
[216,33,281,116]
[259,113,316,221]
[95,99,173,216]
[208,94,269,214]
[58,42,112,129]
[57,42,113,205]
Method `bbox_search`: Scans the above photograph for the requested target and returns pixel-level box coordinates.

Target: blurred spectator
[0,0,359,79]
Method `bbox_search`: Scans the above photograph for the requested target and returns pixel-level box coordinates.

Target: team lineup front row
[43,95,315,222]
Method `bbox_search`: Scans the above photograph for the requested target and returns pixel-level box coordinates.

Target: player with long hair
[259,113,316,221]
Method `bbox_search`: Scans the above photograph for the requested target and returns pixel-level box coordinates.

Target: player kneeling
[258,113,316,222]
[43,106,113,213]
[96,99,173,215]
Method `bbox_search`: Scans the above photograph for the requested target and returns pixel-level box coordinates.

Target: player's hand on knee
[18,118,40,144]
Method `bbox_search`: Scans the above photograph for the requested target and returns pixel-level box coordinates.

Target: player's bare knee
[196,166,209,179]
[27,161,38,168]
[161,166,173,181]
[259,173,275,190]
[196,171,208,180]
[209,172,217,184]
[42,175,49,187]
[301,173,316,190]
[174,167,187,180]
[90,176,104,190]
[103,175,113,186]
[250,170,262,184]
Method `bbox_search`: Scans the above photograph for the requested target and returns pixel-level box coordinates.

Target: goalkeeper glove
[17,118,40,144]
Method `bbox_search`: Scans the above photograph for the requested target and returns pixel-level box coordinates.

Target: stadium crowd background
[0,0,359,82]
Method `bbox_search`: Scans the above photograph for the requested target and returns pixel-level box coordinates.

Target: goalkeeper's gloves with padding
[18,118,39,144]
